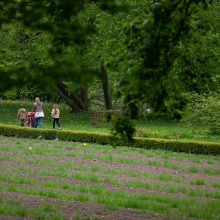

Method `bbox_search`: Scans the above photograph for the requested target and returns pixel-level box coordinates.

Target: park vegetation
[0,0,219,140]
[0,1,220,219]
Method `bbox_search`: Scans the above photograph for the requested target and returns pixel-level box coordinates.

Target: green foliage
[182,93,220,135]
[0,0,219,141]
[0,22,52,90]
[0,1,125,90]
[1,88,18,100]
[0,124,220,155]
[133,137,220,155]
[113,0,220,138]
[1,100,220,142]
[2,86,57,101]
[111,116,136,142]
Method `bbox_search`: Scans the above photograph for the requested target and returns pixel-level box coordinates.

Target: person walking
[17,105,27,127]
[51,104,61,129]
[32,97,44,128]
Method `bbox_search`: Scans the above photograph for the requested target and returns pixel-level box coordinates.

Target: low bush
[0,124,109,144]
[182,93,220,135]
[0,124,220,155]
[132,138,220,155]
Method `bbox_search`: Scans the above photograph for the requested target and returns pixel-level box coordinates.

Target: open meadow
[1,136,220,219]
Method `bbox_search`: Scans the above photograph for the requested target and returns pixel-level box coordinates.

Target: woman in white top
[51,104,61,129]
[32,97,44,128]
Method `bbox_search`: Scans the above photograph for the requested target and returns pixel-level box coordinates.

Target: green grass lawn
[0,100,220,142]
[1,136,220,219]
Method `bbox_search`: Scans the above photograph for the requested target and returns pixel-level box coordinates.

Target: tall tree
[0,0,218,140]
[101,64,112,110]
[113,0,216,140]
[0,0,121,89]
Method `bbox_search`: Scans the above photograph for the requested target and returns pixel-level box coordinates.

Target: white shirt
[51,108,60,118]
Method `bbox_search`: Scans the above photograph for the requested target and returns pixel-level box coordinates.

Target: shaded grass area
[1,136,220,219]
[0,100,220,142]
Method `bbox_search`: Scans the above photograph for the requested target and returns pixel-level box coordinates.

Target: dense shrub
[0,124,220,155]
[182,93,220,135]
[1,86,58,101]
[1,88,19,100]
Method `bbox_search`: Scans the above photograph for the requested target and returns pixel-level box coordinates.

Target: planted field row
[1,136,220,219]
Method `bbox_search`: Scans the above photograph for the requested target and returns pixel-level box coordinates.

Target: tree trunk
[79,84,88,111]
[101,64,112,110]
[56,83,88,112]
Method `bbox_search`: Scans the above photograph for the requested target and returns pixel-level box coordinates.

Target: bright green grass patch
[90,165,102,173]
[0,154,13,161]
[40,169,68,178]
[126,170,140,177]
[0,196,63,220]
[156,174,173,181]
[203,167,220,176]
[190,179,206,186]
[42,203,57,213]
[212,182,220,189]
[104,175,121,186]
[127,181,153,190]
[57,161,73,171]
[72,172,100,183]
[106,167,120,175]
[74,194,90,203]
[0,174,33,185]
[188,166,199,173]
[146,160,162,166]
[163,160,180,170]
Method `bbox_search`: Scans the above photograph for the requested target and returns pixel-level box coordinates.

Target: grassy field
[1,136,220,219]
[0,100,220,142]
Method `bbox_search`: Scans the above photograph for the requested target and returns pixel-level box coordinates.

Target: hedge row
[0,124,220,155]
[0,124,110,144]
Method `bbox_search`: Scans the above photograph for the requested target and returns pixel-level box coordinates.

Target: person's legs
[53,118,56,129]
[20,119,25,127]
[54,118,60,128]
[34,118,38,128]
[39,117,43,128]
[56,118,60,128]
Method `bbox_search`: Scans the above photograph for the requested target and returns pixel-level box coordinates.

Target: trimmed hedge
[0,124,110,144]
[0,124,220,155]
[132,137,220,155]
